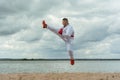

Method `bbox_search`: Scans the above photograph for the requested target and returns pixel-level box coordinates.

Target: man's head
[62,18,69,27]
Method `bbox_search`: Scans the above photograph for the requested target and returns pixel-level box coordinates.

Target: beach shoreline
[0,73,120,80]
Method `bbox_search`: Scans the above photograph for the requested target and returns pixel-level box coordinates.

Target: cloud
[0,0,32,17]
[0,0,120,59]
[0,15,30,36]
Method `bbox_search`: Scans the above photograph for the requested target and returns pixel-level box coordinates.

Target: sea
[0,59,120,73]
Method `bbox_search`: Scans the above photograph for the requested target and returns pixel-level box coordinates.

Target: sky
[0,0,120,59]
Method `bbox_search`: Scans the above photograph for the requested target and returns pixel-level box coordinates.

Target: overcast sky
[0,0,120,59]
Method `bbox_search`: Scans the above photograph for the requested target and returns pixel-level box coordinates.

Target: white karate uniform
[47,24,74,52]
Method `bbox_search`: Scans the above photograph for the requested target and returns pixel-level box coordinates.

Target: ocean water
[0,60,120,73]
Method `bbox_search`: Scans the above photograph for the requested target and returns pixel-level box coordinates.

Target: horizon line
[0,58,120,61]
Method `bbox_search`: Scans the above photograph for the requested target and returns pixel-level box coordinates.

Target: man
[42,18,75,65]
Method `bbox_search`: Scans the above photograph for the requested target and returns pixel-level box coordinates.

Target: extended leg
[42,20,66,42]
[47,26,66,42]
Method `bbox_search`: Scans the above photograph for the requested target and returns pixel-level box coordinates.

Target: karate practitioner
[42,18,75,65]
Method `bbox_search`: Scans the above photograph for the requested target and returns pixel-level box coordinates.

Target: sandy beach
[0,73,120,80]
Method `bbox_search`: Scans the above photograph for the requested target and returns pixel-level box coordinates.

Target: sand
[0,73,120,80]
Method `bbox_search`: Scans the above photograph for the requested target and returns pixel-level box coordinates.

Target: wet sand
[0,73,120,80]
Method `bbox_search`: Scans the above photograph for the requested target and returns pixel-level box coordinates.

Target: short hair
[62,18,68,22]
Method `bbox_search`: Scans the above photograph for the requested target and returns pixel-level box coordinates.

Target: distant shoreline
[0,59,120,61]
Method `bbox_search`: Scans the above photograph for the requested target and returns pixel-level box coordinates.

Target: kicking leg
[47,26,66,42]
[42,20,66,42]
